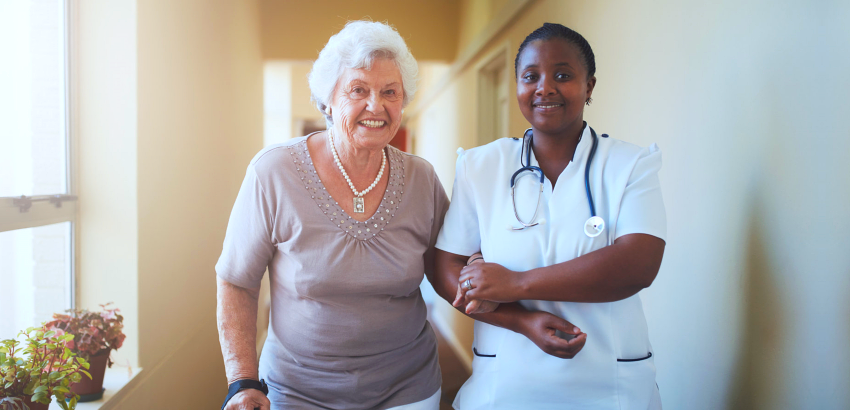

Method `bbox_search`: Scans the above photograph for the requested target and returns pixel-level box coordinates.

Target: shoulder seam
[252,137,308,164]
[253,145,289,164]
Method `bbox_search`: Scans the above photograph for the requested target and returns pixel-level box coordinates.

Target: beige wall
[290,62,320,121]
[456,0,512,54]
[132,0,264,407]
[264,60,324,145]
[409,0,850,408]
[75,0,140,371]
[76,0,264,408]
[259,0,460,61]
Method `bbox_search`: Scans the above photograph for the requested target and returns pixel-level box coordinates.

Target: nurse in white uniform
[434,23,667,409]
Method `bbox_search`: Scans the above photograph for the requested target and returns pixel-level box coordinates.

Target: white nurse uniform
[435,125,666,410]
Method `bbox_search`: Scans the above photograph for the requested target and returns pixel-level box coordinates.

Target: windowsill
[48,367,143,410]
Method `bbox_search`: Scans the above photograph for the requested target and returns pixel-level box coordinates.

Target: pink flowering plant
[44,304,125,367]
[0,327,90,410]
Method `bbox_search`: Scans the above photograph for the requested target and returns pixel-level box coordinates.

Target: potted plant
[43,304,125,402]
[0,327,90,410]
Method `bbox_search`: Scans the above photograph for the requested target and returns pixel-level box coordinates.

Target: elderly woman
[215,22,447,410]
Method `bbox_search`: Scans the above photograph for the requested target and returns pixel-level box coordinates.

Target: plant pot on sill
[69,349,110,402]
[22,396,50,410]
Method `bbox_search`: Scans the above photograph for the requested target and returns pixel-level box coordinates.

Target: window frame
[0,0,77,310]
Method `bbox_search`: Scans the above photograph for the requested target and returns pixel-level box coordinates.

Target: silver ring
[464,279,473,291]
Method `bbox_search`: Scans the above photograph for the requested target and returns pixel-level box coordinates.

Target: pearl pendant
[353,197,365,213]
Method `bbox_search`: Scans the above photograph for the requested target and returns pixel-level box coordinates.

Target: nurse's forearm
[216,276,261,384]
[434,249,526,333]
[519,233,665,302]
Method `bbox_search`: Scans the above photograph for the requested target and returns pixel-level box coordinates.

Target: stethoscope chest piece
[584,216,605,238]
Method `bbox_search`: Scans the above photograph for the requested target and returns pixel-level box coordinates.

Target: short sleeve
[435,152,481,256]
[614,143,667,241]
[215,164,275,288]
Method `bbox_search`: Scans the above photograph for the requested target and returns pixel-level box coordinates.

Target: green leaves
[1,324,86,409]
[31,390,48,404]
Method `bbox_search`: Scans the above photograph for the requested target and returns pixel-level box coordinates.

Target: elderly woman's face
[330,58,404,151]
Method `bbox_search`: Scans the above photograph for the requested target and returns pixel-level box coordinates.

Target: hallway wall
[408,0,850,408]
[76,0,265,408]
[259,0,460,61]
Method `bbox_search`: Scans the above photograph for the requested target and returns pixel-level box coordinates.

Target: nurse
[434,23,667,409]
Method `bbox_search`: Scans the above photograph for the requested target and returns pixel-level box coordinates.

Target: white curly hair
[308,21,418,128]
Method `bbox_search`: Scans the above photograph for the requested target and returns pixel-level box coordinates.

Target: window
[0,0,75,340]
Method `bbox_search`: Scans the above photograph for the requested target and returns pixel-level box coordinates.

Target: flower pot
[69,349,110,402]
[22,396,50,410]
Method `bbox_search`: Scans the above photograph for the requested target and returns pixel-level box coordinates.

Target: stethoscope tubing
[584,127,599,218]
[510,124,601,232]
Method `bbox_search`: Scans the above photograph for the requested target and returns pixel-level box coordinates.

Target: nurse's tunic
[216,136,448,409]
[436,126,666,410]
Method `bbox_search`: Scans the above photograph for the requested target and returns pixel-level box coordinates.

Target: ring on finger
[464,279,473,291]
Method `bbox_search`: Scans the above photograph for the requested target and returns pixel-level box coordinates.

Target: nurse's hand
[457,262,522,303]
[452,254,500,314]
[519,311,587,359]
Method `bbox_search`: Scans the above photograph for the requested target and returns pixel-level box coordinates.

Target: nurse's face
[516,39,596,136]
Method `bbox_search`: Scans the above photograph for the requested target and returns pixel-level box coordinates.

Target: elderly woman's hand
[452,282,500,314]
[225,389,270,410]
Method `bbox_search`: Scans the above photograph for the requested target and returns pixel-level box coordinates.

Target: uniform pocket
[617,352,652,362]
[471,322,504,359]
[615,353,656,410]
[473,347,496,357]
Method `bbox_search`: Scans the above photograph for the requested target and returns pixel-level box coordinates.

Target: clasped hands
[453,253,588,359]
[452,253,523,314]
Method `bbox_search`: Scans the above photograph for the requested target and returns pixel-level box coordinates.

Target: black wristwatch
[221,379,269,410]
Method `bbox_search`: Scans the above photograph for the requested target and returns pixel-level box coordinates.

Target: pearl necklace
[328,128,385,213]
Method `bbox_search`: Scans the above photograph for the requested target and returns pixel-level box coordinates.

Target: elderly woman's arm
[433,250,587,359]
[216,277,270,410]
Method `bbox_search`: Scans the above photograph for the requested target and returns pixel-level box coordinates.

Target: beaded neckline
[287,138,405,241]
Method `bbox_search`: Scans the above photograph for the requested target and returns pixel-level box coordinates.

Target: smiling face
[329,58,404,152]
[516,38,596,136]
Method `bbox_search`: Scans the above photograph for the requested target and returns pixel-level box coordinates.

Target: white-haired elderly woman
[215,21,447,410]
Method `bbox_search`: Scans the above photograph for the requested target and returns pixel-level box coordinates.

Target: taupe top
[216,135,448,409]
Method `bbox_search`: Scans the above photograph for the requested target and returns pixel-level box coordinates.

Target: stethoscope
[509,124,606,238]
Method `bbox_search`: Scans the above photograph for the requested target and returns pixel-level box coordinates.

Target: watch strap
[221,378,268,410]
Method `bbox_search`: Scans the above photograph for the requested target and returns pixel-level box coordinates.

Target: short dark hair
[514,22,596,79]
